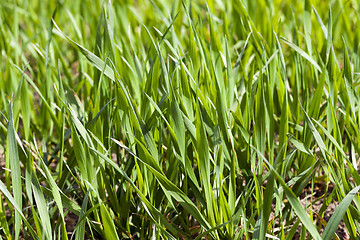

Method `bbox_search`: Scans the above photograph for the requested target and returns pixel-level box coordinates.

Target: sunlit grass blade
[2,1,360,239]
[110,138,213,231]
[0,181,38,239]
[30,168,52,240]
[52,20,115,81]
[6,99,22,239]
[281,37,322,72]
[252,146,322,240]
[322,185,360,240]
[89,147,179,238]
[100,203,119,240]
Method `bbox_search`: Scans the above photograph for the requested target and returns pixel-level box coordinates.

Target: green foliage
[1,0,360,239]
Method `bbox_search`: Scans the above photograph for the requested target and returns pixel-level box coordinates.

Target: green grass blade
[304,0,312,55]
[0,181,38,239]
[281,37,322,72]
[53,20,115,81]
[109,138,213,231]
[251,146,322,240]
[31,169,52,240]
[322,185,360,240]
[100,203,119,240]
[6,99,22,239]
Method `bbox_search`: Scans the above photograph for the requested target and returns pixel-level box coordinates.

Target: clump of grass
[1,0,360,239]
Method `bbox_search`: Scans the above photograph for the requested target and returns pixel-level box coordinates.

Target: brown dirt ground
[294,182,349,239]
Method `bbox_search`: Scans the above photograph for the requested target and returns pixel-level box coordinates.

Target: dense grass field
[2,0,360,239]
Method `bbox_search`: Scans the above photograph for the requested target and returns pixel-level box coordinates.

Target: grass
[1,0,360,239]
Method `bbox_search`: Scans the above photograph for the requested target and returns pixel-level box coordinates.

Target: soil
[64,211,79,237]
[294,182,349,239]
